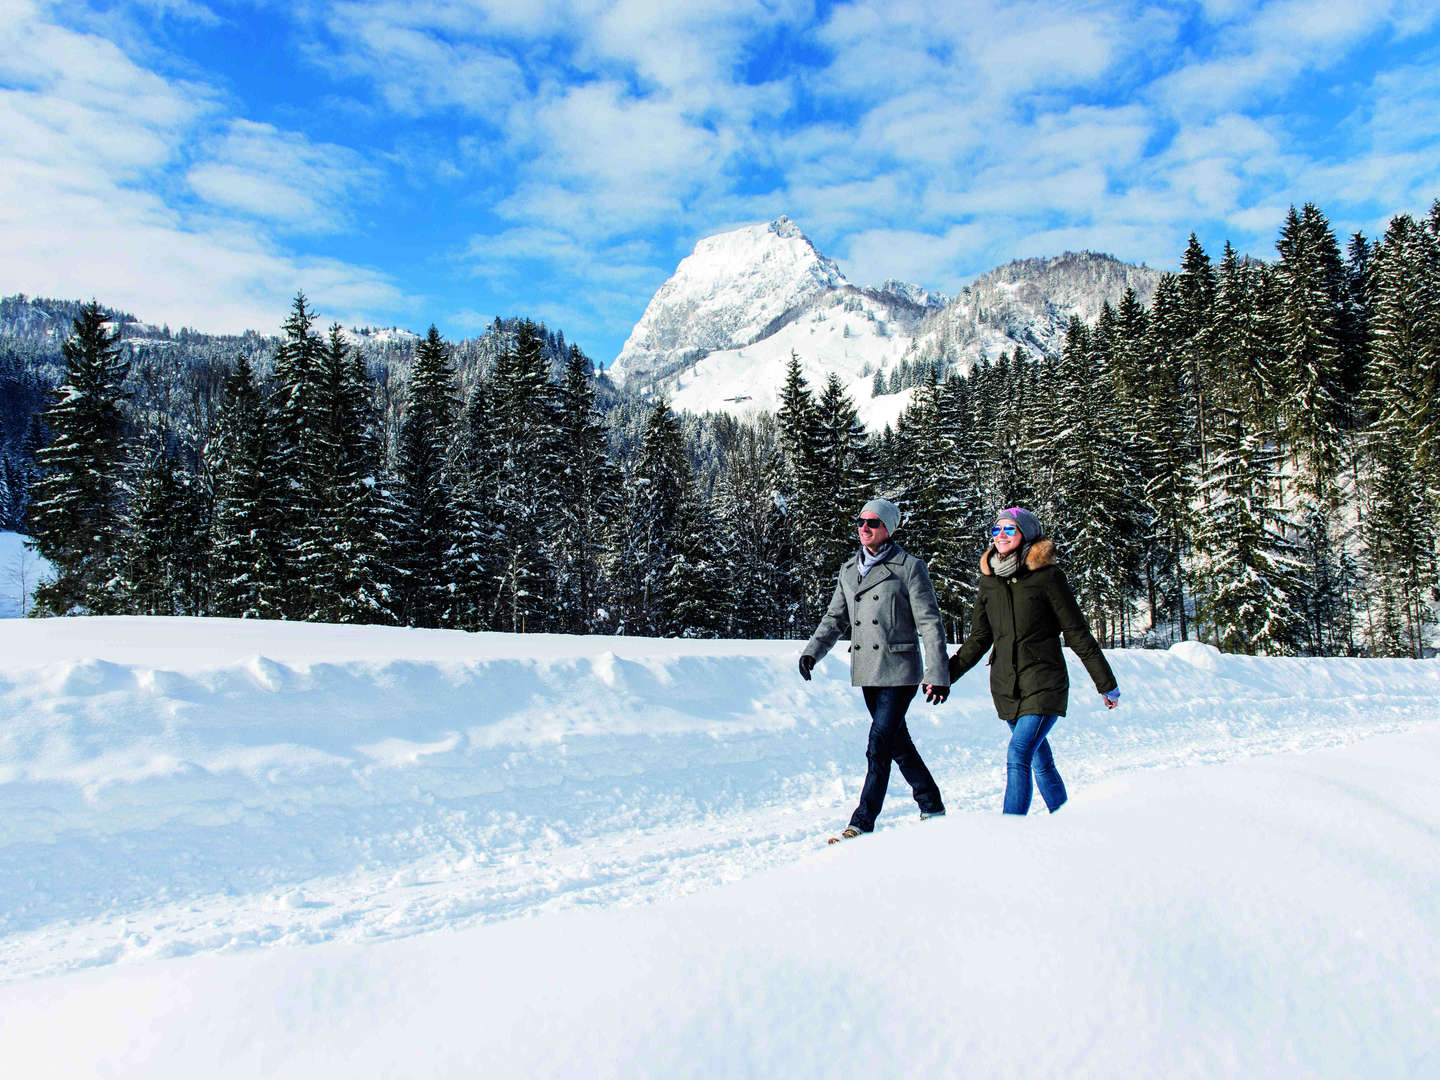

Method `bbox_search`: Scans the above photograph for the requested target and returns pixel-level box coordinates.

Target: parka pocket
[1018,641,1067,689]
[886,641,917,653]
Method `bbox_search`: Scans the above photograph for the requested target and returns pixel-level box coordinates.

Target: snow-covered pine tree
[394,325,459,628]
[1190,422,1309,655]
[812,372,875,573]
[489,319,562,633]
[775,350,827,621]
[28,301,131,615]
[1104,289,1169,640]
[208,355,285,619]
[121,441,208,616]
[268,293,328,617]
[1041,318,1140,645]
[889,368,950,569]
[931,371,988,637]
[551,345,621,634]
[1414,205,1440,505]
[1274,204,1349,506]
[1138,274,1199,641]
[1361,213,1439,656]
[709,424,793,637]
[447,378,498,631]
[1179,234,1218,474]
[616,397,692,636]
[667,489,727,638]
[306,325,393,625]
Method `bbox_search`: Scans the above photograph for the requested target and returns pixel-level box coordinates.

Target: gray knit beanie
[860,498,900,534]
[996,507,1043,543]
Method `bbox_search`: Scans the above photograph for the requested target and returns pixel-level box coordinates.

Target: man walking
[799,498,951,842]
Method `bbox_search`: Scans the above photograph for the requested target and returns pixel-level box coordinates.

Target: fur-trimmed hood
[980,537,1056,576]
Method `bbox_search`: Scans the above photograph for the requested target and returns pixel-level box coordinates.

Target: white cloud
[186,119,379,230]
[0,3,410,333]
[841,224,990,288]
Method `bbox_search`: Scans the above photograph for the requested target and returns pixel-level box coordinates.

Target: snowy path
[2,617,1437,984]
[4,722,1438,1079]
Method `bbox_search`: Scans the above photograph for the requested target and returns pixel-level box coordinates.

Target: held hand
[798,654,816,682]
[924,683,950,704]
[947,653,962,681]
[1101,687,1121,710]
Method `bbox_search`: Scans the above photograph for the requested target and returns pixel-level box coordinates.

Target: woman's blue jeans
[849,685,945,832]
[1004,713,1068,815]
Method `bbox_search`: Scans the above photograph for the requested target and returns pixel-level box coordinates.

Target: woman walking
[948,508,1120,815]
[799,498,951,842]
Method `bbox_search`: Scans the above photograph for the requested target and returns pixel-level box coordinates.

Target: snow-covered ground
[0,530,49,618]
[1,617,1437,1076]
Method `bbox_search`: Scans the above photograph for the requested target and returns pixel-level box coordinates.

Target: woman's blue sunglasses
[990,524,1018,538]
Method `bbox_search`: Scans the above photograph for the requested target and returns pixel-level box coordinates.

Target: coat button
[873,644,879,650]
[872,619,878,624]
[854,620,861,626]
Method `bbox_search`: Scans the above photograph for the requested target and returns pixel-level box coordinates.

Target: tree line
[19,200,1440,656]
[874,202,1439,658]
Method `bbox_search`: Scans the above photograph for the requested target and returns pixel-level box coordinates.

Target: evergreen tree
[931,371,988,637]
[307,325,393,624]
[1060,318,1146,644]
[774,350,826,621]
[1274,204,1349,505]
[122,442,207,616]
[489,319,562,632]
[667,490,727,638]
[268,293,327,617]
[394,326,459,628]
[552,345,621,634]
[812,372,876,572]
[1138,276,1198,640]
[28,301,131,615]
[448,378,499,631]
[616,397,693,636]
[1179,234,1218,473]
[710,425,794,637]
[208,355,285,619]
[1361,213,1439,655]
[1190,426,1308,654]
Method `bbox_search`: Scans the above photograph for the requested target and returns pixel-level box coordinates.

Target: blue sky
[3,1,1439,362]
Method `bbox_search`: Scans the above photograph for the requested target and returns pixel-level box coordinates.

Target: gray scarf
[989,546,1021,578]
[858,542,894,579]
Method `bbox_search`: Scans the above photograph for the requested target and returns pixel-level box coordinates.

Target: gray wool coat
[802,544,951,687]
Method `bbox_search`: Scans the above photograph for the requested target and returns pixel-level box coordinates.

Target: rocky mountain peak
[610,218,849,385]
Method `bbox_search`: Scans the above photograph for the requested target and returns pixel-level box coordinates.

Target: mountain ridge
[613,218,1164,428]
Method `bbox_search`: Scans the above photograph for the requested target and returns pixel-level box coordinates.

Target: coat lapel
[854,555,896,597]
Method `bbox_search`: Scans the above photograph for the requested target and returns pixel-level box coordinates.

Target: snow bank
[3,723,1437,1078]
[1,616,1436,990]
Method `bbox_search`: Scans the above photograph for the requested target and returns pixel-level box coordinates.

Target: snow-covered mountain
[612,219,1163,429]
[908,252,1165,369]
[340,325,420,348]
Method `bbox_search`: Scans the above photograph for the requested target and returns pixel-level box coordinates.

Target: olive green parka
[948,538,1117,721]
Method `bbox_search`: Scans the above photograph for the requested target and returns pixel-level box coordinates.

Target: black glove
[925,684,950,704]
[798,654,815,681]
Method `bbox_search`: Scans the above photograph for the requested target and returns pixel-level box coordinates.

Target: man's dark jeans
[849,684,945,832]
[1004,713,1068,815]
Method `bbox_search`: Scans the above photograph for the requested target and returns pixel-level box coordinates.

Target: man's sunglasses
[856,517,885,530]
[990,524,1018,538]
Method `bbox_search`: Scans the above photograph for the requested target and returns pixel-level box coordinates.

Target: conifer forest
[3,201,1438,657]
